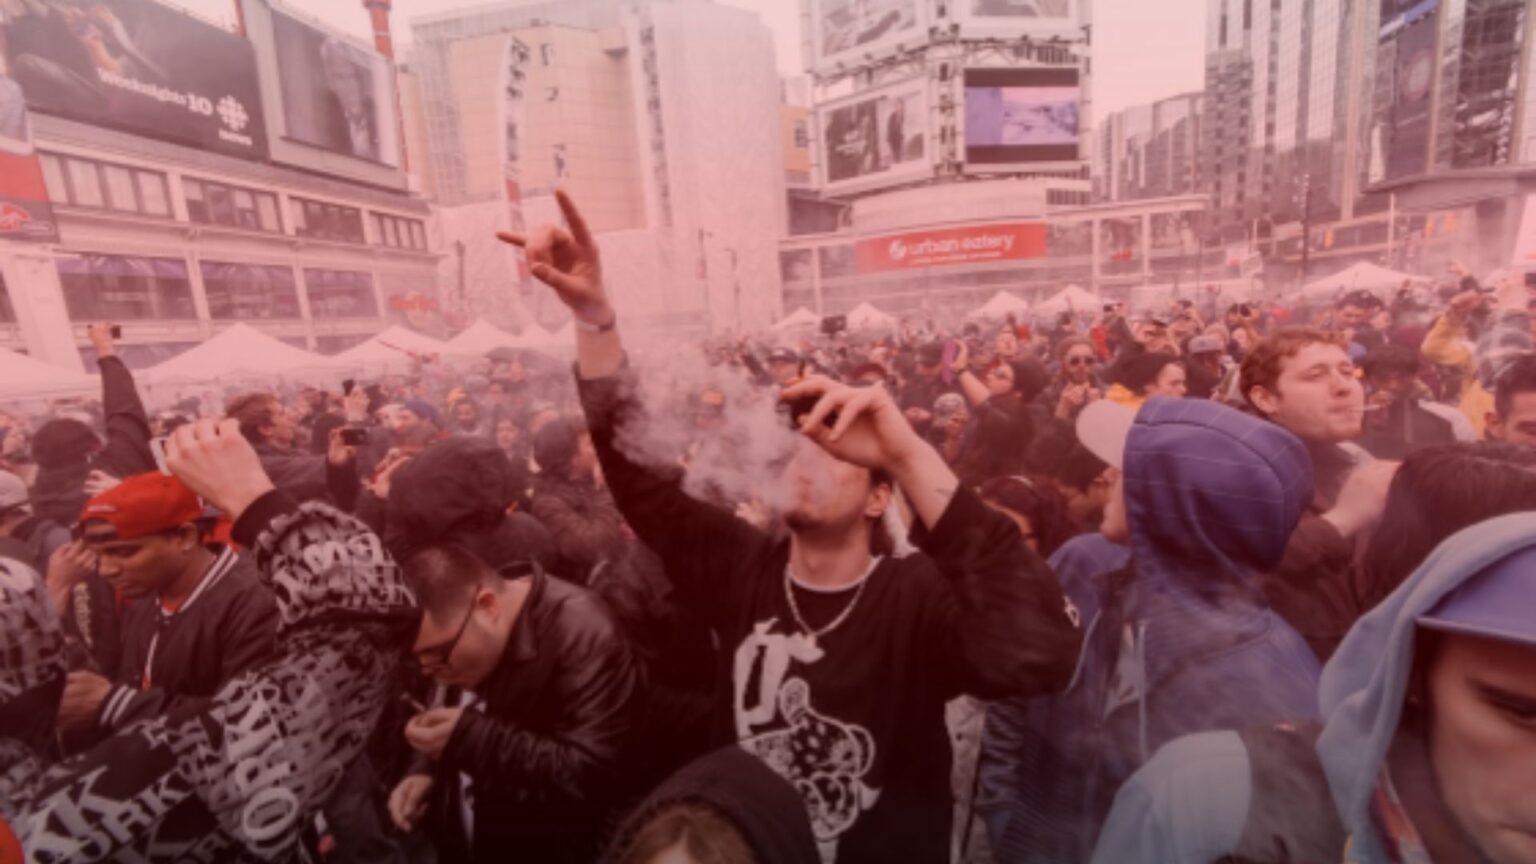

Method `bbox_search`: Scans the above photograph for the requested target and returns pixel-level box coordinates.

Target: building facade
[1368,0,1536,275]
[0,0,439,371]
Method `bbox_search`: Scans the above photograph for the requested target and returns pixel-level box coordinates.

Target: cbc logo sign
[888,239,908,261]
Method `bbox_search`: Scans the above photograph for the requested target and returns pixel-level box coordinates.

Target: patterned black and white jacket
[0,494,417,863]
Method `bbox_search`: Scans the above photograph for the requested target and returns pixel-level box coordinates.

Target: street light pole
[1299,173,1312,284]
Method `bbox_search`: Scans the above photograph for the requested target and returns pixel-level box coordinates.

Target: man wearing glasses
[388,544,642,864]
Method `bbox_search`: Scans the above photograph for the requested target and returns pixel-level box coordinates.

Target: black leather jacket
[419,566,644,864]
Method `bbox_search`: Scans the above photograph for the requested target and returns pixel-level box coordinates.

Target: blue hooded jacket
[1091,511,1536,863]
[978,397,1321,861]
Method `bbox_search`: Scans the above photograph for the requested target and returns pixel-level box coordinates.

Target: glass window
[290,199,307,234]
[206,184,235,226]
[57,253,194,321]
[256,193,281,233]
[410,221,426,250]
[385,218,401,248]
[304,268,377,318]
[292,198,364,244]
[201,261,300,319]
[370,213,385,244]
[185,180,207,223]
[137,171,169,216]
[101,164,137,212]
[185,177,280,232]
[39,154,67,203]
[66,159,104,208]
[232,189,258,230]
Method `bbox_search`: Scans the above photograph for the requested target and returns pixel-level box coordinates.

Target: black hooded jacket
[606,746,820,864]
[30,357,155,526]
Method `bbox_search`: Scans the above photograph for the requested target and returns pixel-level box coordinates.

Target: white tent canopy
[142,324,332,385]
[0,347,97,399]
[1302,262,1428,301]
[443,319,540,355]
[773,307,821,331]
[846,302,896,330]
[332,326,448,367]
[967,291,1030,320]
[1035,284,1103,317]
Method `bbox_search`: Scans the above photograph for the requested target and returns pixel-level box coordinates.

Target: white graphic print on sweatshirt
[733,619,880,864]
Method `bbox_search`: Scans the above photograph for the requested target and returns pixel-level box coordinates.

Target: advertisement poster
[854,222,1047,274]
[0,0,266,160]
[810,0,923,72]
[819,78,928,194]
[964,67,1081,166]
[1371,0,1438,182]
[0,44,58,243]
[272,8,399,166]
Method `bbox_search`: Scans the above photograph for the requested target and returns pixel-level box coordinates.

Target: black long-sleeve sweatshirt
[579,370,1080,864]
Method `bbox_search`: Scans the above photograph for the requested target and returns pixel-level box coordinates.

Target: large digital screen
[271,8,399,166]
[809,0,924,72]
[819,78,929,194]
[957,0,1080,37]
[0,0,267,160]
[964,67,1081,166]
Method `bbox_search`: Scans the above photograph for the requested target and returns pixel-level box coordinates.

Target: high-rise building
[1202,0,1375,248]
[403,0,787,334]
[1094,92,1204,203]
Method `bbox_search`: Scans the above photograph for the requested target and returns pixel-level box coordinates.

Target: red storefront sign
[854,223,1046,274]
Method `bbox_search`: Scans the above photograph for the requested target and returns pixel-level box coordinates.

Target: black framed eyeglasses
[415,597,476,671]
[1067,356,1096,367]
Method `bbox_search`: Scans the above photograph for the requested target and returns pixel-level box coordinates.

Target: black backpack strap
[1226,721,1348,864]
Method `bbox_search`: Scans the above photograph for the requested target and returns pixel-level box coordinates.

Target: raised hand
[496,189,609,324]
[781,376,925,473]
[163,418,275,521]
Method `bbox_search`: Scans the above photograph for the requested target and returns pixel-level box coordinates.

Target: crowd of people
[1,189,1535,864]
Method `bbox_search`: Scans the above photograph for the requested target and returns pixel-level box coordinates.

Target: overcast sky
[181,0,1206,118]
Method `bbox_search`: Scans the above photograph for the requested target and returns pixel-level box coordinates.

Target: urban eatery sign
[854,222,1046,273]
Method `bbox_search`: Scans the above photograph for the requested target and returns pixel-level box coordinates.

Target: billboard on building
[809,0,926,72]
[271,7,399,166]
[854,222,1047,273]
[955,0,1080,38]
[963,67,1081,168]
[1369,0,1439,184]
[0,0,267,160]
[0,51,57,242]
[818,77,929,195]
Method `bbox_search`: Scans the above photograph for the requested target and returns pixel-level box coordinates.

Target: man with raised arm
[498,192,1080,864]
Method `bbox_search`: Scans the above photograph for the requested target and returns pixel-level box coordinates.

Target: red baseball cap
[79,473,203,541]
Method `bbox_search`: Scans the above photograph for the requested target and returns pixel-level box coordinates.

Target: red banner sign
[854,222,1046,274]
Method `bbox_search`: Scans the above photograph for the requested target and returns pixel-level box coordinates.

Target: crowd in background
[2,191,1536,864]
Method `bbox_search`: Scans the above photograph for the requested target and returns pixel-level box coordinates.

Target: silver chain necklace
[782,557,880,649]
